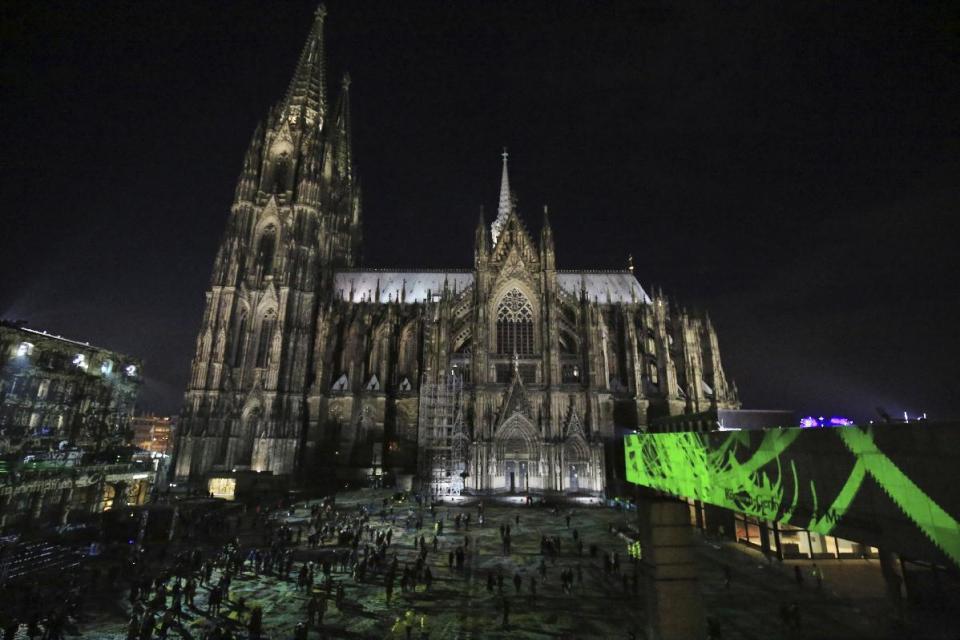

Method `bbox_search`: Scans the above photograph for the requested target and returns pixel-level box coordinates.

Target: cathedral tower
[173,5,360,483]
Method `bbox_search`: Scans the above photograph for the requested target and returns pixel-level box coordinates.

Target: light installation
[624,426,960,567]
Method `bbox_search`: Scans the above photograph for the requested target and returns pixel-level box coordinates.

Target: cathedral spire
[491,148,511,246]
[330,72,354,181]
[281,4,328,128]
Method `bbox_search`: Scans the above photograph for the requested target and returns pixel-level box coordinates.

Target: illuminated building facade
[0,322,141,451]
[0,321,149,531]
[172,7,740,497]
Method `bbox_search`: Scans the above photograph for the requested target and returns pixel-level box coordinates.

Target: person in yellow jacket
[390,610,430,639]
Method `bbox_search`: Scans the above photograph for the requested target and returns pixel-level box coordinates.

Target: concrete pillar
[30,491,45,521]
[639,494,706,640]
[0,492,11,532]
[771,521,784,561]
[114,482,128,509]
[59,488,74,525]
[879,548,908,621]
[759,521,772,560]
[91,479,106,513]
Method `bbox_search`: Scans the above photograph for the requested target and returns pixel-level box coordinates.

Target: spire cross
[501,147,509,163]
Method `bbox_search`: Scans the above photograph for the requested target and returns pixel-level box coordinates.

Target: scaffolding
[417,372,468,496]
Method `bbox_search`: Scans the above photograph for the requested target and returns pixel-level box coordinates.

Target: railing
[0,541,84,584]
[0,462,146,488]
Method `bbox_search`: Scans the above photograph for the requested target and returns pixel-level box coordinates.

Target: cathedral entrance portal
[504,460,528,493]
[569,464,580,491]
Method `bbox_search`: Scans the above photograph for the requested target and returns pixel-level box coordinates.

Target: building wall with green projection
[624,423,960,568]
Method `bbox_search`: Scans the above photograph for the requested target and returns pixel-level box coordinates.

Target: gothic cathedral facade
[172,8,739,497]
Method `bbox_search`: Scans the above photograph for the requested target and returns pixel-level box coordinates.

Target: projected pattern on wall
[624,427,960,567]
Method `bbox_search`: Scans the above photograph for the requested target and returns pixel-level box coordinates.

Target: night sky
[2,1,958,422]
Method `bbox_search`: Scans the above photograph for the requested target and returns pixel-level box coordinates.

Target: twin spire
[281,4,329,128]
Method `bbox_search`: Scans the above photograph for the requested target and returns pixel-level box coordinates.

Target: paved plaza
[30,489,953,640]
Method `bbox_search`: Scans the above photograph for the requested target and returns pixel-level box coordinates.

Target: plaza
[7,489,939,640]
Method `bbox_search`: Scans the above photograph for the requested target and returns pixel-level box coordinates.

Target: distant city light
[800,416,854,428]
[829,417,854,426]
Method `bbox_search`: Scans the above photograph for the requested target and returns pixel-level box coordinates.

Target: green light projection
[624,427,960,567]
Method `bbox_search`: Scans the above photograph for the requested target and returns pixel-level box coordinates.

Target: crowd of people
[2,491,645,640]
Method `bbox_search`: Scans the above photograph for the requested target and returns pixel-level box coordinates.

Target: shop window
[208,477,237,500]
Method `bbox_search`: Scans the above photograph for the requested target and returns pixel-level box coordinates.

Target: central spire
[491,148,511,246]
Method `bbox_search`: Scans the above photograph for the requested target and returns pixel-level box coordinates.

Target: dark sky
[2,1,958,422]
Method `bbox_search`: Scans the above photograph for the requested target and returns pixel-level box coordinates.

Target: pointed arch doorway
[495,413,538,494]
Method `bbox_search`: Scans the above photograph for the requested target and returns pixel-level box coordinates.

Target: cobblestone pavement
[63,489,956,640]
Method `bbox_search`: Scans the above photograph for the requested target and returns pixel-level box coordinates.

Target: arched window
[256,226,277,276]
[230,311,248,367]
[255,311,276,368]
[273,155,291,194]
[496,288,534,355]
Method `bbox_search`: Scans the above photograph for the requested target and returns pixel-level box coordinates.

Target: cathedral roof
[557,271,652,304]
[332,269,650,305]
[334,270,473,303]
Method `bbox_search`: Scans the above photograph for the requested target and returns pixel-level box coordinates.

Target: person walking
[513,572,522,594]
[811,563,823,591]
[317,595,327,626]
[293,622,308,640]
[248,607,263,640]
[185,578,196,609]
[125,614,140,640]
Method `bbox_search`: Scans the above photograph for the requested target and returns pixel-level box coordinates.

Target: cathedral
[171,6,739,498]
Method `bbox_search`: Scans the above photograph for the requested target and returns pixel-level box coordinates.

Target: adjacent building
[0,321,149,531]
[131,415,175,455]
[172,7,740,498]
